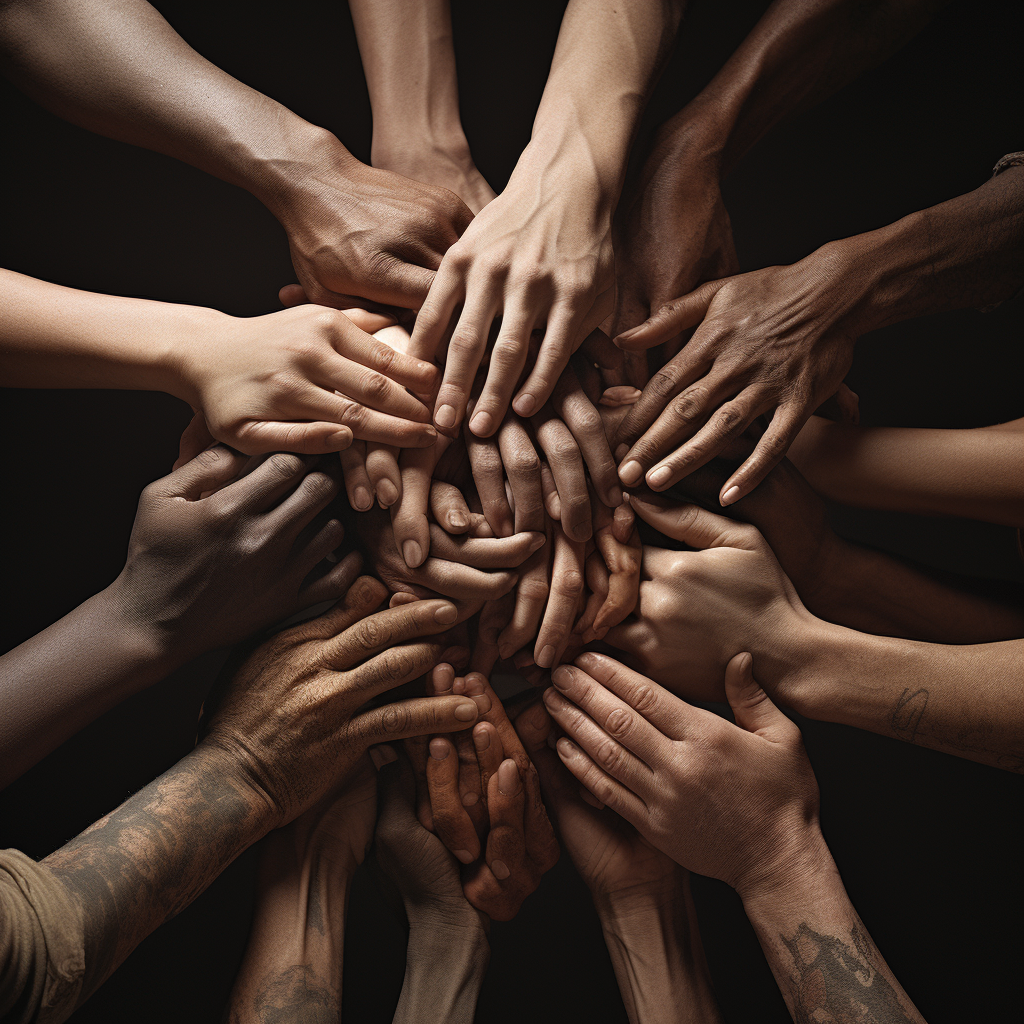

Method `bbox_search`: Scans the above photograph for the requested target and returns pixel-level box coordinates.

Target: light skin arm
[0,0,472,308]
[411,0,684,436]
[349,0,495,213]
[787,415,1024,528]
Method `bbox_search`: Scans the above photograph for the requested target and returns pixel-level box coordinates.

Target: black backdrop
[1,1,1021,1021]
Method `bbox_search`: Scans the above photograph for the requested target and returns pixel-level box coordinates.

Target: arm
[0,448,357,789]
[0,271,440,452]
[610,500,1024,771]
[788,416,1024,527]
[543,651,927,1023]
[349,0,495,213]
[614,164,1024,506]
[0,0,472,308]
[410,0,684,437]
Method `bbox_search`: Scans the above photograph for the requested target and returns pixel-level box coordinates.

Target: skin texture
[515,702,723,1024]
[615,164,1024,505]
[606,498,1024,770]
[409,0,684,435]
[350,0,495,214]
[374,750,490,1024]
[25,587,480,1019]
[544,651,928,1023]
[0,0,473,310]
[0,447,357,788]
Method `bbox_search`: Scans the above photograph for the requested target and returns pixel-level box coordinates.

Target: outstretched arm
[0,0,472,308]
[349,0,495,213]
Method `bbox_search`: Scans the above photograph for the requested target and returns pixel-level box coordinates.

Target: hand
[373,145,496,216]
[269,137,474,310]
[410,159,615,436]
[605,499,810,702]
[615,246,868,505]
[514,700,679,898]
[114,447,357,661]
[542,652,822,900]
[612,117,738,340]
[200,578,480,827]
[423,669,559,920]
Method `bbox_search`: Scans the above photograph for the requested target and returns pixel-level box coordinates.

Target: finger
[427,737,480,863]
[591,524,642,637]
[453,676,488,837]
[298,548,364,607]
[317,353,433,422]
[718,403,808,506]
[392,439,448,567]
[496,416,545,533]
[572,651,692,738]
[408,260,465,363]
[434,287,502,434]
[430,480,474,534]
[365,444,402,508]
[263,464,341,537]
[471,595,514,676]
[153,444,248,500]
[549,664,666,765]
[514,302,580,417]
[339,441,374,511]
[483,758,527,882]
[533,414,591,543]
[329,318,439,395]
[534,523,585,669]
[416,559,519,602]
[229,418,355,456]
[473,721,505,799]
[173,412,216,470]
[724,652,801,743]
[296,574,388,640]
[551,369,622,508]
[470,306,536,435]
[352,694,480,747]
[626,495,759,551]
[497,542,549,661]
[427,525,544,568]
[302,391,437,448]
[552,733,648,820]
[614,279,727,351]
[212,451,311,516]
[292,511,346,574]
[278,283,309,307]
[323,598,459,670]
[466,424,514,538]
[539,461,560,520]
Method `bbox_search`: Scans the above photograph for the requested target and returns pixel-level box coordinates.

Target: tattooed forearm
[777,921,925,1024]
[43,745,271,1005]
[889,687,928,743]
[229,965,340,1024]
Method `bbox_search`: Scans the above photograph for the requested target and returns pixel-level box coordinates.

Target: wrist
[95,578,183,674]
[510,138,618,222]
[590,869,689,927]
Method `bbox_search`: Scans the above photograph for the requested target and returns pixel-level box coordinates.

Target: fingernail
[472,692,492,714]
[429,738,450,759]
[449,511,468,530]
[454,849,474,864]
[648,466,672,488]
[462,791,479,807]
[620,461,643,486]
[529,704,547,727]
[498,642,515,660]
[606,486,623,507]
[536,644,556,669]
[474,727,490,751]
[491,859,511,880]
[454,701,478,721]
[514,393,536,416]
[614,443,628,461]
[551,665,572,689]
[377,480,398,507]
[542,687,558,707]
[402,540,423,567]
[498,760,518,795]
[721,485,741,506]
[470,411,493,435]
[434,603,458,624]
[436,404,457,429]
[353,486,372,511]
[527,532,546,553]
[556,737,576,758]
[328,429,351,450]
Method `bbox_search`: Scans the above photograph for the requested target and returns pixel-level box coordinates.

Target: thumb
[614,278,728,351]
[724,653,788,739]
[627,496,753,550]
[231,420,355,456]
[356,695,480,748]
[278,283,310,307]
[154,444,248,500]
[173,411,215,470]
[375,260,436,311]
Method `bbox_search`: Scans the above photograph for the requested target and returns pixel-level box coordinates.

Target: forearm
[790,417,1024,527]
[0,269,218,398]
[350,0,466,163]
[740,831,926,1023]
[42,743,274,1009]
[669,0,944,176]
[394,913,489,1024]
[0,0,346,209]
[227,839,352,1023]
[782,622,1024,771]
[593,877,722,1024]
[0,580,179,789]
[516,0,683,202]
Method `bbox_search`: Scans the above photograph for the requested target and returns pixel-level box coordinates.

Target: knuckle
[508,449,541,475]
[361,371,393,403]
[380,702,412,735]
[549,437,580,462]
[596,739,622,772]
[605,708,633,739]
[353,616,391,650]
[518,576,549,602]
[266,452,305,479]
[629,684,659,716]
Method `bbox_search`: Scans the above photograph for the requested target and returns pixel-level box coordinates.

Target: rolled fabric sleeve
[0,850,84,1024]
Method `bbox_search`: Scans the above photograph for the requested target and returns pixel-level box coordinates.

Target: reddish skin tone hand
[421,670,559,920]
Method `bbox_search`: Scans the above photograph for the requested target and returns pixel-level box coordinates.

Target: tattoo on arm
[777,921,923,1024]
[889,687,929,743]
[231,965,339,1024]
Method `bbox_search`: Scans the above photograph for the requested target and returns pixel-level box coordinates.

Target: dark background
[1,1,1021,1021]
